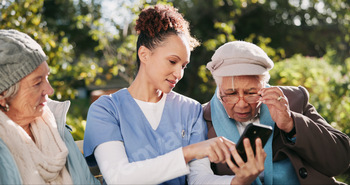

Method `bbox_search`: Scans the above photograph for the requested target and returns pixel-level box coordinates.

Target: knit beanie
[0,29,47,93]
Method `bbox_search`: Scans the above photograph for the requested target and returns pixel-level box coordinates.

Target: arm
[95,141,189,184]
[96,138,239,184]
[282,86,350,176]
[286,87,349,175]
[188,158,233,185]
[188,138,266,185]
[181,101,236,164]
[63,128,101,185]
[0,139,22,185]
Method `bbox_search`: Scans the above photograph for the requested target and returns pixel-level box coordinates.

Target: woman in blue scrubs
[83,4,266,185]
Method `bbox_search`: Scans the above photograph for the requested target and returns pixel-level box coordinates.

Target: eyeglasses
[220,94,261,105]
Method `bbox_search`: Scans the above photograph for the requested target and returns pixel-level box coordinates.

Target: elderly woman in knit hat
[195,41,350,184]
[0,29,100,184]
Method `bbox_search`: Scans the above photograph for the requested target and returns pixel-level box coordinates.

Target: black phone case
[231,123,273,165]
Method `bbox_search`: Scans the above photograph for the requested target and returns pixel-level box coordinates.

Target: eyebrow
[223,87,258,93]
[30,76,43,82]
[170,55,189,63]
[30,72,50,82]
[246,88,258,91]
[169,55,181,60]
[223,89,235,94]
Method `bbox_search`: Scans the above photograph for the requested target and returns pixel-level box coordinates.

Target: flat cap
[206,41,274,77]
[0,29,47,93]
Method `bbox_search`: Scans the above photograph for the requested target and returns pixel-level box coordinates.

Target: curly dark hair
[135,4,199,68]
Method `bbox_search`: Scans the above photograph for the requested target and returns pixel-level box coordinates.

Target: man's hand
[259,86,294,133]
[228,138,266,185]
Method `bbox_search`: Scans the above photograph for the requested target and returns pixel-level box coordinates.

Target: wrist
[182,145,193,163]
[285,124,296,138]
[230,177,250,185]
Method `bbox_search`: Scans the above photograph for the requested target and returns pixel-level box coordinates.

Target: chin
[233,116,252,123]
[35,110,45,117]
[35,106,45,114]
[161,86,173,94]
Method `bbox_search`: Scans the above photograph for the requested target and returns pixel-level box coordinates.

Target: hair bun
[135,4,186,38]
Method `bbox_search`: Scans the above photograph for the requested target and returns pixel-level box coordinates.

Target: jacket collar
[47,99,70,138]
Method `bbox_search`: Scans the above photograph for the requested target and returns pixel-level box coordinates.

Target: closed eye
[34,81,42,86]
[226,92,238,96]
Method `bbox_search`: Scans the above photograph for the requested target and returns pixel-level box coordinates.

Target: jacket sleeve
[0,139,23,184]
[282,86,350,176]
[64,128,101,185]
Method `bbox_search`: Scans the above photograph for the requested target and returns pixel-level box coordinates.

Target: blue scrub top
[84,88,207,185]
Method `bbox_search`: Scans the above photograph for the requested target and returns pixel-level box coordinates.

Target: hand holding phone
[231,123,272,165]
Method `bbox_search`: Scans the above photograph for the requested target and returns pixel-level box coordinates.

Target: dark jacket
[203,86,350,185]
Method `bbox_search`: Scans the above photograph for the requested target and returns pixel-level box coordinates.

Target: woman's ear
[138,46,151,64]
[0,95,6,107]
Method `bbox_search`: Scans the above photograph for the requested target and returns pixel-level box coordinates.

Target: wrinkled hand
[259,86,294,133]
[182,136,234,163]
[228,138,266,185]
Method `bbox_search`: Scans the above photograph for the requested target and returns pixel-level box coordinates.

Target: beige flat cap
[206,41,274,77]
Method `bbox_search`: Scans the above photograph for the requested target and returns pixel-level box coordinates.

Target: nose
[173,66,183,80]
[235,96,249,107]
[43,80,54,96]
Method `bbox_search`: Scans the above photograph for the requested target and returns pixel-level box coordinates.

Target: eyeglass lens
[222,94,260,104]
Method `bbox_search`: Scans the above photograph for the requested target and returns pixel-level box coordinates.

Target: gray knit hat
[0,29,47,93]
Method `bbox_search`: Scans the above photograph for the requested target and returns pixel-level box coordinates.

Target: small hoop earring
[4,104,9,112]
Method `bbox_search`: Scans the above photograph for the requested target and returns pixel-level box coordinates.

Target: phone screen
[231,123,272,165]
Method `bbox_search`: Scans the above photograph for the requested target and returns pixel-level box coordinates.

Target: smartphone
[231,123,273,165]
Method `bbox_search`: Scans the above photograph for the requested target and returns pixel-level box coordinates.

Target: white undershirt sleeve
[187,158,234,185]
[94,140,190,184]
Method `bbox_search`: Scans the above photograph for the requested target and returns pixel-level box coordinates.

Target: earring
[4,103,9,112]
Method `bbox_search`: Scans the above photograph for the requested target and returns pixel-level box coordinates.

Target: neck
[128,74,163,103]
[4,111,36,142]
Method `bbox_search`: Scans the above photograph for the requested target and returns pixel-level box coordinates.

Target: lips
[38,100,47,107]
[167,79,177,87]
[236,111,251,118]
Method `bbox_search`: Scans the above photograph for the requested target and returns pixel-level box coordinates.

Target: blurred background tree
[1,0,349,181]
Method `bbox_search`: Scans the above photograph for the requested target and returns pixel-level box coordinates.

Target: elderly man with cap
[195,41,349,184]
[0,29,100,184]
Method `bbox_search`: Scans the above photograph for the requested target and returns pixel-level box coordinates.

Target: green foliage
[269,54,350,136]
[166,0,350,103]
[0,0,106,137]
[0,0,102,100]
[66,98,90,140]
[269,54,350,182]
[1,0,349,182]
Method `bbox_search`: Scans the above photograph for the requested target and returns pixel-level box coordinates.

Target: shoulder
[86,88,134,124]
[0,139,22,183]
[279,86,309,112]
[89,88,128,111]
[202,102,211,122]
[279,86,308,95]
[167,91,204,117]
[279,86,309,100]
[0,138,13,159]
[167,91,202,106]
[93,88,127,103]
